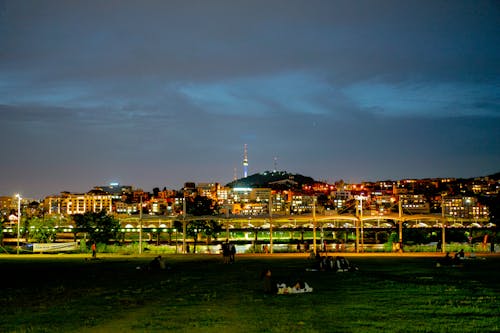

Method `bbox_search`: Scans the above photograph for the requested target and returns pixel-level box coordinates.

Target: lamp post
[360,196,364,253]
[398,196,403,251]
[269,193,273,254]
[16,194,21,255]
[441,193,447,253]
[139,196,143,255]
[355,195,366,253]
[174,228,178,254]
[182,191,187,254]
[312,196,317,255]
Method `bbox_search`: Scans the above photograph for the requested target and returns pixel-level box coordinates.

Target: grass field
[1,253,499,333]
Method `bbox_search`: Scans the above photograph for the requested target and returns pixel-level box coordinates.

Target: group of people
[438,249,466,267]
[221,241,236,264]
[134,255,170,272]
[261,268,313,295]
[296,241,310,253]
[313,253,358,272]
[276,280,313,294]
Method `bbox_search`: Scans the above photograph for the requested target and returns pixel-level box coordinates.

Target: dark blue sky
[1,0,499,199]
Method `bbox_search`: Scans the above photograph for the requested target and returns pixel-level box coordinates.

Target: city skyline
[1,1,499,199]
[3,168,499,201]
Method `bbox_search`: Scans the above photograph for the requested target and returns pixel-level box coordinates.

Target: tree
[27,216,57,243]
[173,201,223,252]
[184,219,223,253]
[479,193,500,224]
[186,195,216,216]
[73,211,121,244]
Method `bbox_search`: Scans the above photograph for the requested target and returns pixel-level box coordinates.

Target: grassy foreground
[0,253,499,333]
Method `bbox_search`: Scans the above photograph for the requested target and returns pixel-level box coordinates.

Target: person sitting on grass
[261,268,277,294]
[318,255,334,271]
[147,255,168,272]
[444,252,452,263]
[437,252,463,267]
[335,256,350,272]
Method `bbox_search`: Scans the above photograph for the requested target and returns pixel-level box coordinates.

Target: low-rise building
[399,194,430,214]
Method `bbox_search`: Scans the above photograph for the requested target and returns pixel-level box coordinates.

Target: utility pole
[313,196,317,255]
[441,194,447,253]
[225,205,230,240]
[16,194,21,255]
[398,197,403,248]
[139,196,143,254]
[360,196,364,252]
[269,192,273,254]
[183,192,187,254]
[355,195,361,253]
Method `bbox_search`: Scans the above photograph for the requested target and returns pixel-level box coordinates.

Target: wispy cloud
[343,79,500,118]
[178,71,336,116]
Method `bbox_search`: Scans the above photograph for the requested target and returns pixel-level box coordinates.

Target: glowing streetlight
[355,195,367,253]
[15,194,21,255]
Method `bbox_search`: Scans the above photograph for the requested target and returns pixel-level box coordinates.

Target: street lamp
[139,196,143,255]
[174,228,178,254]
[441,193,447,253]
[269,192,273,254]
[355,195,366,253]
[312,196,317,255]
[398,196,403,252]
[15,194,21,255]
[183,192,187,254]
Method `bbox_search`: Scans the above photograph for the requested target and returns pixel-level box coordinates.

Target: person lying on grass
[277,280,313,294]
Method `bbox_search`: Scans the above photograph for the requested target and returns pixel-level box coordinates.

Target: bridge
[112,213,492,230]
[111,212,493,254]
[2,212,493,254]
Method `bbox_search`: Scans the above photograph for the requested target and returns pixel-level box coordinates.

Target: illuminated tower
[243,144,248,178]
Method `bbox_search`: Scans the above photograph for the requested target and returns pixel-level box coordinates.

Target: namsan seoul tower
[243,144,248,178]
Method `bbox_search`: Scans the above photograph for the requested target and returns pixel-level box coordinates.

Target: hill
[226,171,319,190]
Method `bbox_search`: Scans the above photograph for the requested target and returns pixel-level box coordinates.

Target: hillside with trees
[226,171,319,190]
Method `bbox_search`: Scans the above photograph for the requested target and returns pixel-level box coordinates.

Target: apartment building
[443,196,489,219]
[45,191,113,215]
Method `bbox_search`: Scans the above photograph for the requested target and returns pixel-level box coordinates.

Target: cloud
[1,0,499,198]
[178,71,338,117]
[343,79,500,118]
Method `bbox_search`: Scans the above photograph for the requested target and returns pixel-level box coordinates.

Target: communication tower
[243,144,248,178]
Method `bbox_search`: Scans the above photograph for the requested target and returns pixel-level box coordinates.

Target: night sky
[1,0,499,199]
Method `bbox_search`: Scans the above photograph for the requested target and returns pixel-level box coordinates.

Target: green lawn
[1,253,499,333]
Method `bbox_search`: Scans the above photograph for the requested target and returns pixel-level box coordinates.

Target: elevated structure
[243,144,248,178]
